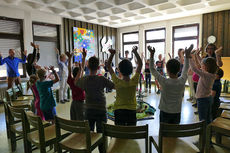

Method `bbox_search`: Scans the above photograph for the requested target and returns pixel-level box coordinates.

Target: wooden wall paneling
[93,24,98,57]
[213,12,218,40]
[74,20,80,28]
[217,12,224,49]
[224,11,229,56]
[112,28,117,65]
[228,11,230,57]
[82,22,86,29]
[62,18,117,59]
[207,13,213,37]
[98,25,103,60]
[106,27,111,61]
[64,18,69,52]
[68,19,74,52]
[202,14,208,49]
[88,23,92,30]
[102,26,107,61]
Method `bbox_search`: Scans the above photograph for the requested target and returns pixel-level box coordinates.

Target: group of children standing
[24,41,223,153]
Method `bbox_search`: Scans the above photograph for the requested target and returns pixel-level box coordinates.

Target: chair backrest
[160,121,205,138]
[55,116,91,149]
[4,103,10,122]
[6,88,15,101]
[8,104,30,121]
[103,124,149,153]
[13,85,23,97]
[159,121,206,153]
[25,111,43,130]
[103,124,148,139]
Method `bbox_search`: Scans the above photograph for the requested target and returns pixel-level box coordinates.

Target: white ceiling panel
[0,0,229,28]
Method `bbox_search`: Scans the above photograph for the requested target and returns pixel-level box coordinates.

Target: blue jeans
[197,96,213,125]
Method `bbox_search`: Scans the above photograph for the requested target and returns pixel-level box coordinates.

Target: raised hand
[132,46,138,53]
[168,53,172,59]
[30,42,36,48]
[65,52,73,58]
[78,62,82,70]
[49,66,55,71]
[184,44,194,58]
[55,48,59,54]
[147,45,155,55]
[0,52,2,57]
[82,48,87,58]
[23,50,27,56]
[108,48,116,55]
[215,46,222,55]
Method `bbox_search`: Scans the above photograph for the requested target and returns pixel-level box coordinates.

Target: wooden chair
[221,110,230,119]
[102,123,148,153]
[5,88,31,107]
[55,116,103,153]
[217,103,230,117]
[206,117,230,153]
[8,104,31,152]
[25,111,57,153]
[149,121,205,153]
[3,103,11,139]
[13,84,34,101]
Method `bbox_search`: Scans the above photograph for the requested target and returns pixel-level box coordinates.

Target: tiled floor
[0,87,230,153]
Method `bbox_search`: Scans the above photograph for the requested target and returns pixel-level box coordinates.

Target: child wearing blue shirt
[36,66,59,123]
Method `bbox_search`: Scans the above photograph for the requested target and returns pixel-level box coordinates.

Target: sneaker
[156,89,160,94]
[194,111,198,115]
[60,100,65,104]
[187,97,193,101]
[193,141,199,149]
[192,103,197,107]
[64,99,69,102]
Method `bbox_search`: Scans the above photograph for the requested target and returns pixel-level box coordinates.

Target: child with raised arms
[148,44,193,124]
[107,46,143,126]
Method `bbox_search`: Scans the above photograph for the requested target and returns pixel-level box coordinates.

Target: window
[145,28,166,60]
[0,17,24,79]
[122,32,139,66]
[172,24,199,58]
[32,22,60,68]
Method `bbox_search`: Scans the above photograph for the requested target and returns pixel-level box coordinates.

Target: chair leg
[10,130,16,152]
[40,147,46,153]
[205,126,212,153]
[216,133,222,144]
[149,139,152,153]
[6,124,10,139]
[25,140,32,153]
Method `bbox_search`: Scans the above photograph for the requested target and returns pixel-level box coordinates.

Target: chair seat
[220,103,230,110]
[59,132,102,150]
[221,110,230,119]
[151,136,199,153]
[10,122,23,135]
[107,138,143,153]
[27,124,56,145]
[211,117,230,131]
[11,101,30,107]
[16,95,34,101]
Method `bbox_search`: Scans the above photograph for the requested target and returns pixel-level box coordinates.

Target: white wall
[117,15,203,62]
[0,6,64,54]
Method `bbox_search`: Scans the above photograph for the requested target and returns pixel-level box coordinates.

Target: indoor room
[0,0,230,153]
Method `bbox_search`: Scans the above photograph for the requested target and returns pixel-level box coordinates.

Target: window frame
[0,16,25,80]
[172,23,199,58]
[32,22,60,51]
[122,31,139,58]
[145,28,166,58]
